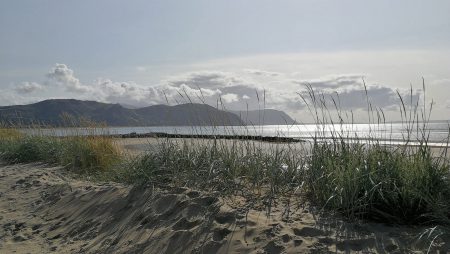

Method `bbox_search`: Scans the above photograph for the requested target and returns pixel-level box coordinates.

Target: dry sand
[1,162,449,253]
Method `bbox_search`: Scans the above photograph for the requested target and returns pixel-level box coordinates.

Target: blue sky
[1,0,450,120]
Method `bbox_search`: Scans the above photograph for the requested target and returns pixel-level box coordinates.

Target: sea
[23,121,450,147]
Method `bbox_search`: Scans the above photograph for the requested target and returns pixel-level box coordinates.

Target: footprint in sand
[3,221,26,236]
[13,234,27,242]
[263,223,283,238]
[193,196,218,206]
[318,236,334,245]
[293,239,303,246]
[281,233,291,243]
[15,179,27,185]
[293,226,325,237]
[214,211,236,224]
[263,240,285,254]
[181,203,204,220]
[336,238,376,252]
[154,194,179,214]
[212,227,231,241]
[186,190,200,198]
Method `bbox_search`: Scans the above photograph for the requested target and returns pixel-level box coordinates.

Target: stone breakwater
[114,132,304,143]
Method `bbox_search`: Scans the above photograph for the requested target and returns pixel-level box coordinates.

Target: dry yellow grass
[0,128,23,140]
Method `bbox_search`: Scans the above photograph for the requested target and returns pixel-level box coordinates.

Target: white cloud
[93,78,160,107]
[221,93,239,103]
[294,74,366,89]
[245,69,281,77]
[295,75,421,111]
[36,65,420,115]
[14,82,43,94]
[46,63,92,93]
[157,70,417,115]
[165,71,251,89]
[7,52,448,121]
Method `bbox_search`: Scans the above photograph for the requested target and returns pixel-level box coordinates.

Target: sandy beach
[1,162,448,253]
[2,0,449,252]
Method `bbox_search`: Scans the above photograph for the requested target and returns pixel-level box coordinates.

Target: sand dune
[0,163,448,253]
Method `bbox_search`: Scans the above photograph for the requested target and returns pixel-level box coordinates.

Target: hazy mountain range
[0,99,295,127]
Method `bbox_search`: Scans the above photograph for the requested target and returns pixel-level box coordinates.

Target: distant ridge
[0,99,244,127]
[230,109,296,125]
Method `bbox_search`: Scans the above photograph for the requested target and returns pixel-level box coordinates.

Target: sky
[1,0,450,122]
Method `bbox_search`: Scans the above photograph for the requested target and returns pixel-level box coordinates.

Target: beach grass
[296,83,450,226]
[125,138,305,199]
[307,141,450,224]
[0,84,450,230]
[0,127,23,140]
[0,130,121,173]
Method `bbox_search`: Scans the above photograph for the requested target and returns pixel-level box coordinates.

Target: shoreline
[114,136,450,160]
[21,128,450,147]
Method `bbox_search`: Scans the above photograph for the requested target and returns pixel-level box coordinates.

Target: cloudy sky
[1,0,450,122]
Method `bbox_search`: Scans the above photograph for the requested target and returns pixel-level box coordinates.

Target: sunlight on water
[21,122,450,146]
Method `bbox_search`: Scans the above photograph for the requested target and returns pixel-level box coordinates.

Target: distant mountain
[119,103,139,109]
[0,99,244,127]
[230,109,296,125]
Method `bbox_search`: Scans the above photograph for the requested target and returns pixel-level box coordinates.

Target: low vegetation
[0,130,120,173]
[123,138,305,198]
[0,128,23,140]
[308,142,450,225]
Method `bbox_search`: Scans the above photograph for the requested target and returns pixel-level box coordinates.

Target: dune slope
[0,163,448,253]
